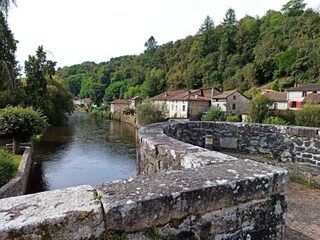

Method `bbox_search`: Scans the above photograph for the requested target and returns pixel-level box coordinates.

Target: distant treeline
[57,0,320,105]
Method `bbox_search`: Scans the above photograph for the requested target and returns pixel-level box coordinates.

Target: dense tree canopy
[58,0,320,104]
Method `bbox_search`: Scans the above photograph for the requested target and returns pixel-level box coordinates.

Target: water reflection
[27,112,137,193]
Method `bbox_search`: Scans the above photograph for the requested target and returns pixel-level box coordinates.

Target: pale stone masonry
[0,121,290,239]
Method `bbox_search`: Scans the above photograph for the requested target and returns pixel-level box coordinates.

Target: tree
[0,0,16,16]
[136,100,165,126]
[0,10,18,105]
[249,95,271,123]
[144,36,158,53]
[24,46,56,112]
[89,82,105,106]
[201,107,226,121]
[0,106,48,153]
[296,104,320,127]
[282,0,306,16]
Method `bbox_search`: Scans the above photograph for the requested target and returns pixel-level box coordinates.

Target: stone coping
[0,122,289,239]
[0,147,32,199]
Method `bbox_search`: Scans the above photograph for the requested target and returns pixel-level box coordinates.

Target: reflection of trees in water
[109,121,136,141]
[26,162,49,193]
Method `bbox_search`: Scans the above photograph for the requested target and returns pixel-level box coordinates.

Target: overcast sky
[7,0,320,68]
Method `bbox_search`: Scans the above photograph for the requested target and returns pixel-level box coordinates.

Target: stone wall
[0,147,33,199]
[0,122,288,239]
[163,121,320,168]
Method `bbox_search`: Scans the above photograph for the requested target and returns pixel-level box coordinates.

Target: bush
[263,116,287,125]
[0,106,48,153]
[0,149,18,187]
[226,115,241,122]
[270,109,296,125]
[296,104,320,127]
[137,100,165,126]
[201,107,226,121]
[249,95,271,123]
[90,105,111,118]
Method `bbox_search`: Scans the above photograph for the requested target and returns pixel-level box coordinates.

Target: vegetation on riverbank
[0,149,20,187]
[58,0,320,106]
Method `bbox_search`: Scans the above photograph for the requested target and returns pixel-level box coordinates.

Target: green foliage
[249,95,271,123]
[263,116,287,125]
[296,104,320,127]
[57,2,320,103]
[89,82,106,106]
[89,105,111,119]
[226,115,241,122]
[201,107,226,121]
[0,106,48,140]
[136,100,165,126]
[0,148,18,187]
[270,109,296,125]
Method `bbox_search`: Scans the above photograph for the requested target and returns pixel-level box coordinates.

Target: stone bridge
[0,121,292,239]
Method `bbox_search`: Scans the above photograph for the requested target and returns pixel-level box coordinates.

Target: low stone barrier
[162,121,320,168]
[0,122,288,239]
[0,147,32,199]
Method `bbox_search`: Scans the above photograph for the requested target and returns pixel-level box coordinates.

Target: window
[313,91,317,93]
[302,91,307,97]
[182,105,186,112]
[171,104,174,111]
[233,95,236,100]
[232,104,236,110]
[291,101,297,108]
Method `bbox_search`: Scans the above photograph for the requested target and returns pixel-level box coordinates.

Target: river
[27,112,137,194]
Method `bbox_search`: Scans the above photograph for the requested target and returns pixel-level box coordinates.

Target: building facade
[211,90,250,115]
[287,83,320,110]
[263,90,288,110]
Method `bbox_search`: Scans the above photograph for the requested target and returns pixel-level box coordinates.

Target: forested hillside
[57,0,320,104]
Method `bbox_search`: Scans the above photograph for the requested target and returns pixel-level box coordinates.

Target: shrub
[296,104,320,127]
[270,109,296,125]
[263,116,287,125]
[0,106,48,153]
[226,115,241,122]
[249,95,271,123]
[137,100,165,126]
[201,107,226,121]
[0,149,18,187]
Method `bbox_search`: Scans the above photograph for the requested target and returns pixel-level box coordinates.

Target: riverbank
[0,146,33,199]
[111,113,139,128]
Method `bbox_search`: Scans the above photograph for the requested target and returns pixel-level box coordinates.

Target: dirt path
[285,182,320,240]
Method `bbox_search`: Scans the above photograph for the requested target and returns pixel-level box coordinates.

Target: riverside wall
[0,147,33,199]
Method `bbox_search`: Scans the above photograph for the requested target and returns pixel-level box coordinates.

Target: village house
[151,88,220,120]
[110,96,141,114]
[287,83,320,110]
[211,90,250,116]
[262,90,288,110]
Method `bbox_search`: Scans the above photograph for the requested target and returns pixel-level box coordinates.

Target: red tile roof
[150,89,212,101]
[212,90,237,100]
[263,91,287,102]
[303,93,320,104]
[111,99,131,105]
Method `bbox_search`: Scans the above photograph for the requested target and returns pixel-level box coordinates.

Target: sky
[7,0,320,68]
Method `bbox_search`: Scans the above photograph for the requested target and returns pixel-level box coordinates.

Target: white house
[287,83,320,110]
[151,88,220,120]
[263,90,288,110]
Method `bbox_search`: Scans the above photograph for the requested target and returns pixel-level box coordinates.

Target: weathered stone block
[0,185,105,240]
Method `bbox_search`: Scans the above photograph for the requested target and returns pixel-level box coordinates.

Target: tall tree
[0,0,16,16]
[144,36,158,53]
[0,10,18,106]
[24,46,56,112]
[282,0,306,16]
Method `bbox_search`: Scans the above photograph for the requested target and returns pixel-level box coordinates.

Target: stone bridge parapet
[0,121,289,239]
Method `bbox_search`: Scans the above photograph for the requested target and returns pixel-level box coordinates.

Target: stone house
[263,90,288,110]
[151,88,220,120]
[110,96,141,114]
[287,83,320,110]
[211,90,250,115]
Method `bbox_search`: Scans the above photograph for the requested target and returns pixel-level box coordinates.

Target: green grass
[0,149,21,187]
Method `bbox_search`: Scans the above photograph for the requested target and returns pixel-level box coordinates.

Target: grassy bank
[0,149,21,187]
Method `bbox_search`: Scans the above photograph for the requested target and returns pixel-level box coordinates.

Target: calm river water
[27,112,137,193]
